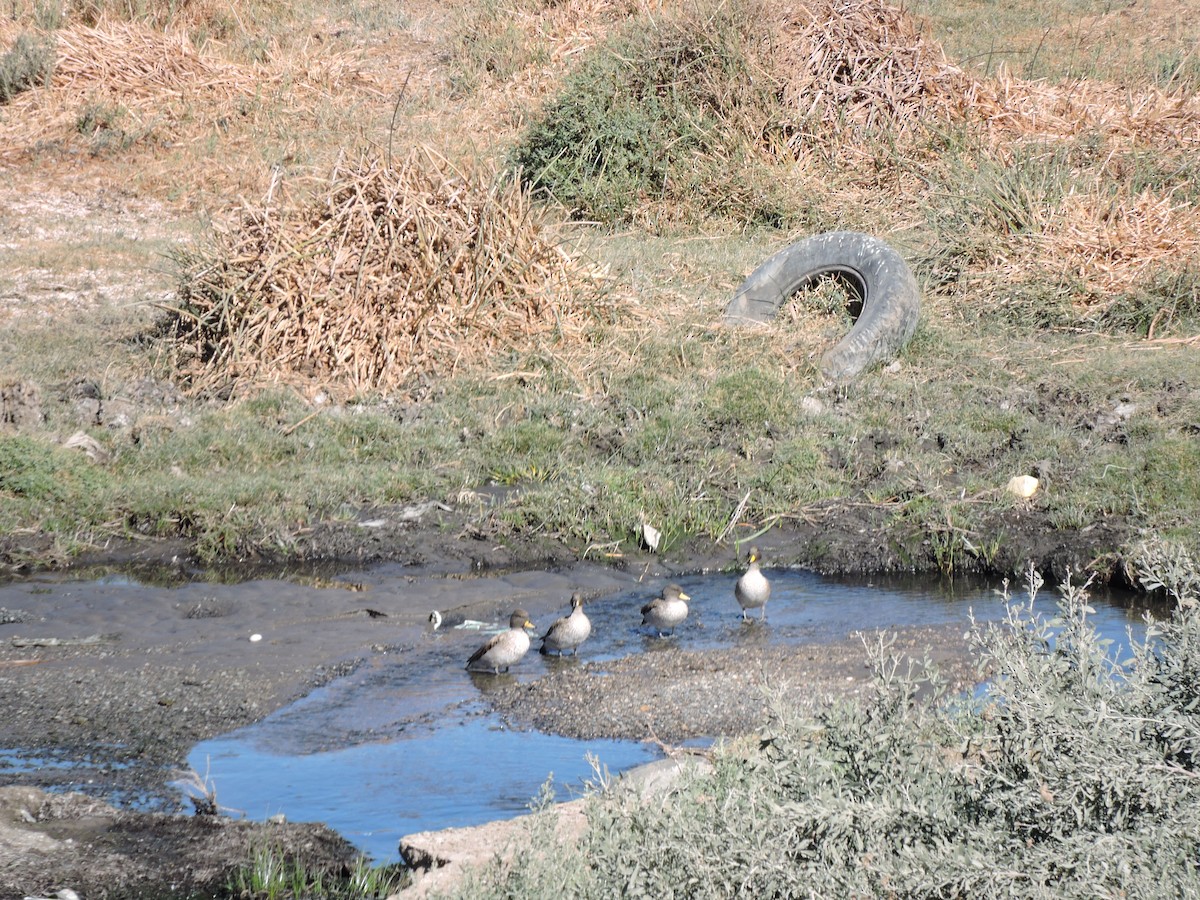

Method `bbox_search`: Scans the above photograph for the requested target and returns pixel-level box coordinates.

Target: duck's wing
[540,615,569,641]
[467,633,502,665]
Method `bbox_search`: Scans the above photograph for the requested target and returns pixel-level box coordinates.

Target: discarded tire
[723,231,920,382]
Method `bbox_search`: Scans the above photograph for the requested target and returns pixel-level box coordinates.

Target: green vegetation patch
[0,434,106,504]
[510,0,792,229]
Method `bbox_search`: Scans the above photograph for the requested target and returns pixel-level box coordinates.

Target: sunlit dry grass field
[0,0,1197,577]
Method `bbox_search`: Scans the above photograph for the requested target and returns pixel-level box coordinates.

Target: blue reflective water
[190,714,657,863]
[186,569,1158,864]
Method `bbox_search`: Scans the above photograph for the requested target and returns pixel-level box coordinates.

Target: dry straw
[768,0,1200,153]
[1045,189,1200,297]
[0,17,378,189]
[0,21,245,155]
[773,0,979,147]
[165,146,612,396]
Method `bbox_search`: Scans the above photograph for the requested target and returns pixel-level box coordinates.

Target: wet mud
[0,506,1135,898]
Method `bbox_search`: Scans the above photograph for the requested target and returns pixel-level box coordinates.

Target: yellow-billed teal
[539,591,592,656]
[466,609,535,673]
[641,584,690,637]
[735,546,771,621]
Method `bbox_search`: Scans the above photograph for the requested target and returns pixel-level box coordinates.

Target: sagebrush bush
[449,561,1200,898]
[0,31,54,103]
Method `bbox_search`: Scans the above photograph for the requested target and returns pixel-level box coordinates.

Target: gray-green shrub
[449,562,1200,897]
[0,32,54,103]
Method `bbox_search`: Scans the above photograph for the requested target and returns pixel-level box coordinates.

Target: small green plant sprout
[346,855,404,899]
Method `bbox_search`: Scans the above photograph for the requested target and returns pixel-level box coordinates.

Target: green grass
[227,844,404,899]
[6,299,1195,571]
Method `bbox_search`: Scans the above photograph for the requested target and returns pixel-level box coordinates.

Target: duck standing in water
[539,592,592,657]
[735,545,771,621]
[466,609,535,673]
[641,584,691,637]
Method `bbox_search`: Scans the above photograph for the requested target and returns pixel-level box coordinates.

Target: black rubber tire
[723,231,921,382]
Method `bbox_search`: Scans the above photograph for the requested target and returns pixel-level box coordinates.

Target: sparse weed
[946,145,1072,237]
[905,0,1200,87]
[32,0,63,28]
[1092,263,1200,337]
[75,100,143,155]
[447,0,550,95]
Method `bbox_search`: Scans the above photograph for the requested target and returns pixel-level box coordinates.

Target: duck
[465,609,535,673]
[539,591,592,656]
[735,545,771,621]
[641,584,690,637]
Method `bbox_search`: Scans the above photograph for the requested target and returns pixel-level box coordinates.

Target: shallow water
[185,568,1157,864]
[191,714,660,863]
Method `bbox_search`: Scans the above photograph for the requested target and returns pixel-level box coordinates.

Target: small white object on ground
[1006,475,1039,499]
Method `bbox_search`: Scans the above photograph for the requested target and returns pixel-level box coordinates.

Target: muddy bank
[0,785,361,900]
[484,625,979,744]
[0,511,1121,899]
[20,490,1138,593]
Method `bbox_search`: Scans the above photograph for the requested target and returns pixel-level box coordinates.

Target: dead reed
[165,146,612,396]
[773,0,979,149]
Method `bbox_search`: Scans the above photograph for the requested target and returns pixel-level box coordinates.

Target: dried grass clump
[976,70,1200,151]
[1046,189,1200,296]
[772,0,980,151]
[0,20,245,155]
[166,147,611,396]
[0,19,377,182]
